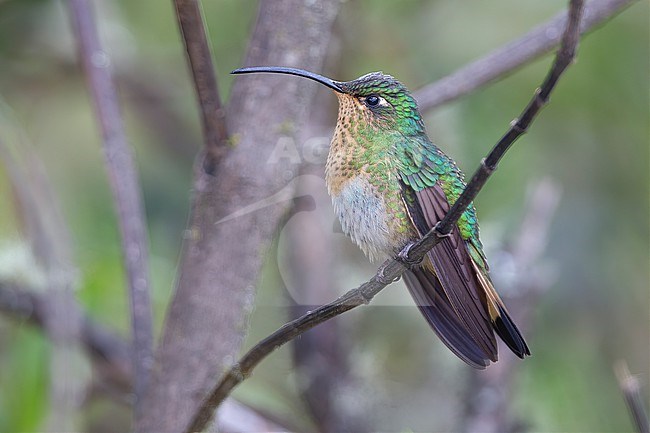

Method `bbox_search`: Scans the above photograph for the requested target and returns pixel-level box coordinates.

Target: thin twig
[68,0,153,413]
[184,1,586,431]
[173,0,228,173]
[186,270,400,432]
[615,361,650,433]
[414,0,635,112]
[433,0,584,238]
[288,108,368,432]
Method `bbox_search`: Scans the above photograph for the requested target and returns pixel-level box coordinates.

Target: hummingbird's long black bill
[231,66,344,93]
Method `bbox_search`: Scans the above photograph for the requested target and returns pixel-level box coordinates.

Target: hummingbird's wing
[402,182,499,362]
[402,180,530,363]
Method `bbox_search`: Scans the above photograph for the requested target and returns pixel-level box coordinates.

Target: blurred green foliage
[0,0,647,431]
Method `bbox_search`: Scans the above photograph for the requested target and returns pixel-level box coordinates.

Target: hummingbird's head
[336,72,425,137]
[231,67,425,137]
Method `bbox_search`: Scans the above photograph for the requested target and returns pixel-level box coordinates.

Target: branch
[414,0,636,112]
[173,0,228,173]
[0,281,296,432]
[286,168,368,432]
[433,0,583,238]
[68,0,154,413]
[0,281,132,392]
[184,1,586,431]
[615,361,650,433]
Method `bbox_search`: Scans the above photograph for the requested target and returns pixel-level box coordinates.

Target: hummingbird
[231,66,530,368]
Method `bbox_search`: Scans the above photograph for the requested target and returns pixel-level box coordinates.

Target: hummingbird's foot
[432,221,453,238]
[376,265,401,286]
[397,241,423,268]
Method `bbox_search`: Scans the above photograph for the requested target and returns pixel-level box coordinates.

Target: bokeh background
[0,0,647,431]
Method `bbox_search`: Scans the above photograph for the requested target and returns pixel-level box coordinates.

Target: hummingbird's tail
[471,259,531,359]
[404,268,493,369]
[403,263,530,369]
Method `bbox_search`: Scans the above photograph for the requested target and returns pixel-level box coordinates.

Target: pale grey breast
[330,176,393,261]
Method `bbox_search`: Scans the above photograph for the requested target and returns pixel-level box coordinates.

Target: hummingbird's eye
[365,95,380,107]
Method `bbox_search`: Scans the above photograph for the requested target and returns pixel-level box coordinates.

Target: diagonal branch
[184,1,586,431]
[173,0,229,173]
[432,0,583,238]
[414,0,636,112]
[68,0,154,414]
[0,281,132,391]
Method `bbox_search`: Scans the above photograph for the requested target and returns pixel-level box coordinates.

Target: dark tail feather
[492,304,531,358]
[470,258,531,359]
[403,268,493,369]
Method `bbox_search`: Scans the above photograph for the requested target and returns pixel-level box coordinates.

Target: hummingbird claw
[376,265,401,286]
[398,241,423,268]
[433,222,453,238]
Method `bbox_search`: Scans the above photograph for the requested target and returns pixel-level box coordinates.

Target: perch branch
[173,0,229,173]
[287,172,367,432]
[184,1,585,431]
[432,0,583,238]
[68,0,154,411]
[414,0,636,112]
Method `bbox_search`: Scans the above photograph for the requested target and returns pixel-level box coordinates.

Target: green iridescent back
[396,135,488,270]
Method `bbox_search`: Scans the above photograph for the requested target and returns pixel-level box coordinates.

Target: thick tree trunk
[136,1,340,431]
